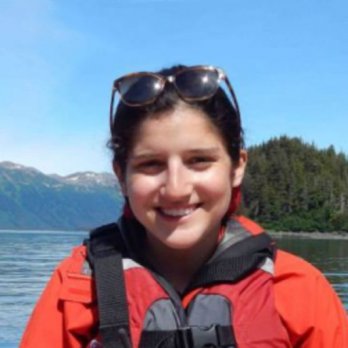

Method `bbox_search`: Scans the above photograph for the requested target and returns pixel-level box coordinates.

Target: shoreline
[269,231,348,240]
[1,228,348,239]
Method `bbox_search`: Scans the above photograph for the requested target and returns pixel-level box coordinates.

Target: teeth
[161,207,196,217]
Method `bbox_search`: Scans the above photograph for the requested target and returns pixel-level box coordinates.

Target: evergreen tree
[242,136,348,232]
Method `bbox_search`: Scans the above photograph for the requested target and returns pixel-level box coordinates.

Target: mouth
[156,205,201,219]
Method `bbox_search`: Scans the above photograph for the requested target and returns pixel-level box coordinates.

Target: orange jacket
[20,219,348,348]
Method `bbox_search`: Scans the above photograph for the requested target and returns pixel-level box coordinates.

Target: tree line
[242,136,348,232]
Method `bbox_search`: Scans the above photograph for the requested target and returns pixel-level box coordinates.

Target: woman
[20,65,348,348]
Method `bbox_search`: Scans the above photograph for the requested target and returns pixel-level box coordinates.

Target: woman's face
[116,105,246,250]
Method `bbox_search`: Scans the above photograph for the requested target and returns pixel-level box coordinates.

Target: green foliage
[242,136,348,232]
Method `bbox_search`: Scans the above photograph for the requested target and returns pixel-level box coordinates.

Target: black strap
[139,330,176,348]
[86,223,132,348]
[140,325,236,348]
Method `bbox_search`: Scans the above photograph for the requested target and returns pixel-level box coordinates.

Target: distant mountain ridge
[0,161,123,230]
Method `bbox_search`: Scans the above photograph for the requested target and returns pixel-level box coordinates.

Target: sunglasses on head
[109,65,240,130]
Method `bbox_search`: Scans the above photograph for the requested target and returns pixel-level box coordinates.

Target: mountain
[242,136,348,232]
[0,162,123,230]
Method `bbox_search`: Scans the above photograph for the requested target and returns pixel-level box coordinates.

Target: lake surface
[0,230,347,347]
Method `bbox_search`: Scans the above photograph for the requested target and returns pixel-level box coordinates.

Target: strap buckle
[177,325,220,348]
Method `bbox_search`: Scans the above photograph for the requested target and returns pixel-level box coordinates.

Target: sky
[0,0,347,175]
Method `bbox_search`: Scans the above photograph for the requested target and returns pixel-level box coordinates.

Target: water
[0,230,87,348]
[0,231,347,347]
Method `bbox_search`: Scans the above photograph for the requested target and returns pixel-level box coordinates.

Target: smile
[158,205,199,218]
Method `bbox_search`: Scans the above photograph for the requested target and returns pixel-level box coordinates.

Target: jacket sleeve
[274,249,348,348]
[20,246,97,348]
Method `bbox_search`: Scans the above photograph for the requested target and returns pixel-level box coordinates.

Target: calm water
[276,236,348,313]
[0,231,347,347]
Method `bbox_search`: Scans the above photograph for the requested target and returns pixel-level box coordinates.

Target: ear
[113,162,127,196]
[232,150,247,187]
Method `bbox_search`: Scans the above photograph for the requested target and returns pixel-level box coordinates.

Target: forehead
[130,106,226,154]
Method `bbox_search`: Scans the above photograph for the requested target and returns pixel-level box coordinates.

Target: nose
[160,160,192,201]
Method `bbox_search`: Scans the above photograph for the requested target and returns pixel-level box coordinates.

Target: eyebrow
[131,147,221,161]
[185,147,221,155]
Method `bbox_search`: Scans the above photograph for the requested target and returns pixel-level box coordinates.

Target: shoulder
[274,248,323,281]
[28,244,91,303]
[274,249,348,346]
[274,248,337,309]
[20,244,95,347]
[273,249,330,310]
[56,244,89,275]
[49,244,96,304]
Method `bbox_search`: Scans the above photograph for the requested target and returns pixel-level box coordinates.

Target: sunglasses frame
[109,65,240,131]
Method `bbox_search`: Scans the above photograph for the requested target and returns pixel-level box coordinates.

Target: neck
[145,228,221,292]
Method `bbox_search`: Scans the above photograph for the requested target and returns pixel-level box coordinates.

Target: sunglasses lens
[175,68,219,100]
[117,74,163,105]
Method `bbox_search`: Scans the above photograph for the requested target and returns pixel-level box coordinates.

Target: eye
[187,156,214,169]
[134,160,164,174]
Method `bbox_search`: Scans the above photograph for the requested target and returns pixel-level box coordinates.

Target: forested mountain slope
[243,136,348,232]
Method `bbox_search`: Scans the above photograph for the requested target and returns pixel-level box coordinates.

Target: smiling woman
[119,107,238,256]
[117,106,243,288]
[20,65,348,348]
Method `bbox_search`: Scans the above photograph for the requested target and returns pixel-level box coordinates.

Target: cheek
[126,175,158,204]
[197,170,233,203]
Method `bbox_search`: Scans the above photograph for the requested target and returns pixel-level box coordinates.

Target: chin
[165,240,197,250]
[163,230,207,250]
